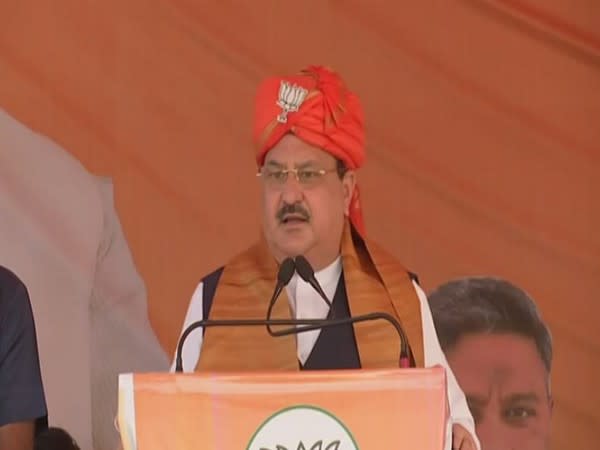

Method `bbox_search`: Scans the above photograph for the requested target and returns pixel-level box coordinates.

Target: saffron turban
[252,65,367,236]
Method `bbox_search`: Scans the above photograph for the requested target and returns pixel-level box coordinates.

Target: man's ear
[342,170,357,215]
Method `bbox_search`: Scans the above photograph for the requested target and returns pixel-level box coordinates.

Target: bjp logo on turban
[276,80,308,123]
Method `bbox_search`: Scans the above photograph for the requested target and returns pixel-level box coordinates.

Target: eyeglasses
[256,167,339,188]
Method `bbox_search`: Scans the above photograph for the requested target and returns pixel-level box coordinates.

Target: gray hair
[427,277,552,374]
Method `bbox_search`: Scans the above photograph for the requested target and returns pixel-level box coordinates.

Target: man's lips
[280,214,308,224]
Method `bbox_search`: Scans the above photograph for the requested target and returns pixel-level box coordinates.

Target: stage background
[1,1,598,448]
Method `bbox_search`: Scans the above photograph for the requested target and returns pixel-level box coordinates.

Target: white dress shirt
[171,256,480,450]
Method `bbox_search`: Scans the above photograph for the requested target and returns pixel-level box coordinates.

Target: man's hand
[0,421,35,450]
[452,423,477,450]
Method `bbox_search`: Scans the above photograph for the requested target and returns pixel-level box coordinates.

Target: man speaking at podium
[174,66,479,449]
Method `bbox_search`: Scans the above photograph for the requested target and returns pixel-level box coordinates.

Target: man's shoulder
[408,271,420,285]
[0,265,24,287]
[358,237,420,285]
[196,266,225,319]
[0,265,47,427]
[196,238,264,289]
[0,265,29,307]
[200,266,225,287]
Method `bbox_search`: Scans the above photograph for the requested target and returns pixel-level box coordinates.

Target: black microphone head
[277,257,296,285]
[294,255,314,283]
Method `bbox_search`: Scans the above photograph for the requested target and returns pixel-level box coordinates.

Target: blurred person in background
[428,276,553,450]
[0,108,169,450]
[0,266,47,450]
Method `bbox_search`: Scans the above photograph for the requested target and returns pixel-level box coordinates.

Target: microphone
[265,255,333,337]
[294,255,333,309]
[264,257,296,328]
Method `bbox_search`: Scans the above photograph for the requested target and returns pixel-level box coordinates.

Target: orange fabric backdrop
[0,1,598,448]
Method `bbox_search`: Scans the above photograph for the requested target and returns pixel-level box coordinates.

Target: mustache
[276,203,310,222]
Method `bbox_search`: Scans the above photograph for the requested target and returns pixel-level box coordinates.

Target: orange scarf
[196,223,424,371]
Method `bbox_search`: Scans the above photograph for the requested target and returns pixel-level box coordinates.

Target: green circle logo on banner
[246,405,359,450]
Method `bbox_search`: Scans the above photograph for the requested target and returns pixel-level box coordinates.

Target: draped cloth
[196,222,424,371]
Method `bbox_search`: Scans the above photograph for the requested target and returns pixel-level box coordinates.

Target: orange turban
[253,65,366,236]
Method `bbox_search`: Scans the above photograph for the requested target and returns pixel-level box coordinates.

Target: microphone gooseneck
[294,255,333,309]
[265,257,296,337]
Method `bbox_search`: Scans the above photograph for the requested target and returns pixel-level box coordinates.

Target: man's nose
[280,175,304,204]
[476,417,517,450]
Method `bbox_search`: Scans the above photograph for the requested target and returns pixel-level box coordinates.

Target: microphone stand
[174,313,413,372]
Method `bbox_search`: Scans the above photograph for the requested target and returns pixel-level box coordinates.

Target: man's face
[446,333,552,450]
[259,134,355,269]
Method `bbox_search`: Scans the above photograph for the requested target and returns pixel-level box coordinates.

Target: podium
[117,367,449,449]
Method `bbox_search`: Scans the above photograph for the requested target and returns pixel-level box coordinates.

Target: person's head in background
[428,277,553,450]
[34,427,80,450]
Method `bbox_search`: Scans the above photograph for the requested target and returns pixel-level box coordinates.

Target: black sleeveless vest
[201,267,361,370]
